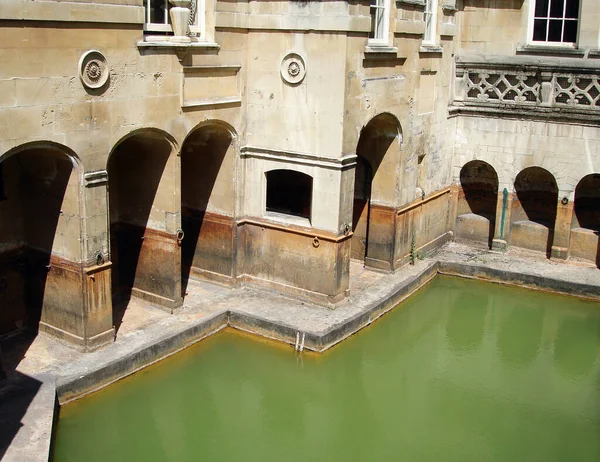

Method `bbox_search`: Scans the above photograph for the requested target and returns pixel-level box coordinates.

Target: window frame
[368,0,391,46]
[423,0,438,45]
[144,0,206,38]
[528,0,581,47]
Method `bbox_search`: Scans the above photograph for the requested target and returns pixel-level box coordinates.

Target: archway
[570,174,600,266]
[456,160,498,248]
[511,167,558,256]
[352,113,401,263]
[108,130,180,330]
[181,123,235,293]
[0,144,81,376]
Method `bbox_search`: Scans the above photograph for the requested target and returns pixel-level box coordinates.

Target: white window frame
[423,0,438,45]
[144,0,206,38]
[528,0,580,46]
[369,0,391,46]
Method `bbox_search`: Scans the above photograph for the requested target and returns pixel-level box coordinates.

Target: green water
[53,276,600,461]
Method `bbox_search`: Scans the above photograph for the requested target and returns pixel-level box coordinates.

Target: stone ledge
[396,0,426,6]
[449,103,600,126]
[456,53,600,72]
[0,0,143,24]
[516,43,587,58]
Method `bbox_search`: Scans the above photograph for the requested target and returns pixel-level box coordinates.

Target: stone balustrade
[454,55,600,120]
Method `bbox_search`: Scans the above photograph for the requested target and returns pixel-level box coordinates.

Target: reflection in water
[54,277,600,462]
[497,305,544,368]
[445,292,488,354]
[554,317,600,379]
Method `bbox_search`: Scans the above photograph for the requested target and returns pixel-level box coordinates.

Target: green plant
[409,234,416,265]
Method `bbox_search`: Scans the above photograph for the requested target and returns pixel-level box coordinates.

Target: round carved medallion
[281,53,306,85]
[78,50,109,90]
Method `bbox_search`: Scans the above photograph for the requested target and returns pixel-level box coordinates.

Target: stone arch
[107,128,181,331]
[352,113,402,263]
[511,166,558,256]
[180,121,237,291]
[456,160,499,248]
[569,174,600,266]
[0,141,84,342]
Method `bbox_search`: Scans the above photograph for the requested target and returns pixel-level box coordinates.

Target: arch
[574,174,600,231]
[108,128,180,330]
[182,119,238,146]
[265,169,313,220]
[456,160,499,248]
[0,141,83,343]
[351,113,403,263]
[360,112,403,142]
[107,127,178,168]
[569,174,600,266]
[181,121,237,293]
[511,166,558,256]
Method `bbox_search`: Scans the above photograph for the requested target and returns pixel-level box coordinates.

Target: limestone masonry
[1,0,599,349]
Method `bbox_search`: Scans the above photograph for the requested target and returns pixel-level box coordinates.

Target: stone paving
[2,242,600,461]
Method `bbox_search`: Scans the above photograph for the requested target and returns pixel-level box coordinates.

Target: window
[423,0,438,45]
[531,0,580,44]
[369,0,390,45]
[144,0,205,37]
[266,170,312,221]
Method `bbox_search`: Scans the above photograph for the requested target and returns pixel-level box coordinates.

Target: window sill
[516,44,585,57]
[137,38,220,60]
[396,0,425,6]
[441,4,457,12]
[265,211,311,229]
[364,45,398,57]
[419,44,443,54]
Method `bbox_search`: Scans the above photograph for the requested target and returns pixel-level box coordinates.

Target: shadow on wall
[181,125,232,297]
[352,113,399,262]
[572,174,600,267]
[108,133,171,333]
[513,167,558,257]
[457,160,498,248]
[0,150,72,337]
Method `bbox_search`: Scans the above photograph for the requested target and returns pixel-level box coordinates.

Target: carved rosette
[281,53,306,85]
[78,50,109,90]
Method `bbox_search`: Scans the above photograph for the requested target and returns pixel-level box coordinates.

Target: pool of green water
[53,276,600,461]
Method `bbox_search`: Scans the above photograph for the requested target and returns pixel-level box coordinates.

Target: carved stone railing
[453,55,600,120]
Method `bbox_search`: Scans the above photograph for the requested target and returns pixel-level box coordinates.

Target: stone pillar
[492,187,512,251]
[550,197,574,260]
[82,170,114,349]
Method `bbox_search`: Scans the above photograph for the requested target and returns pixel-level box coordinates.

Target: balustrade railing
[455,58,600,114]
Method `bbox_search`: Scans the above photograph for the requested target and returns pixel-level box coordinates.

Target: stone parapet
[453,55,600,123]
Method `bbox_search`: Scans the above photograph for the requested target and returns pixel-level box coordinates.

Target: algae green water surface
[53,276,600,461]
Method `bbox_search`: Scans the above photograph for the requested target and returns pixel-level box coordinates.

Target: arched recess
[181,121,236,293]
[0,142,83,342]
[455,160,498,248]
[570,174,600,266]
[265,169,313,220]
[108,129,181,329]
[511,167,558,256]
[352,113,402,263]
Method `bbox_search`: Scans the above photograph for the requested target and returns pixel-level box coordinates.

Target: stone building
[0,0,599,349]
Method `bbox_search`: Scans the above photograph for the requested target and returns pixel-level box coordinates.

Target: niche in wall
[266,169,312,221]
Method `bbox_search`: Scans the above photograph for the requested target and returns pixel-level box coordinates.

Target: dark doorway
[352,113,400,262]
[181,124,233,295]
[108,132,171,332]
[457,160,499,247]
[513,167,558,256]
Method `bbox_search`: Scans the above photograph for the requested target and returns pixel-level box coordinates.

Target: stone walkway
[2,242,600,461]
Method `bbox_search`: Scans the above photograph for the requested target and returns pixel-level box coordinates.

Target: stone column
[550,197,574,260]
[82,170,115,349]
[492,187,512,251]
